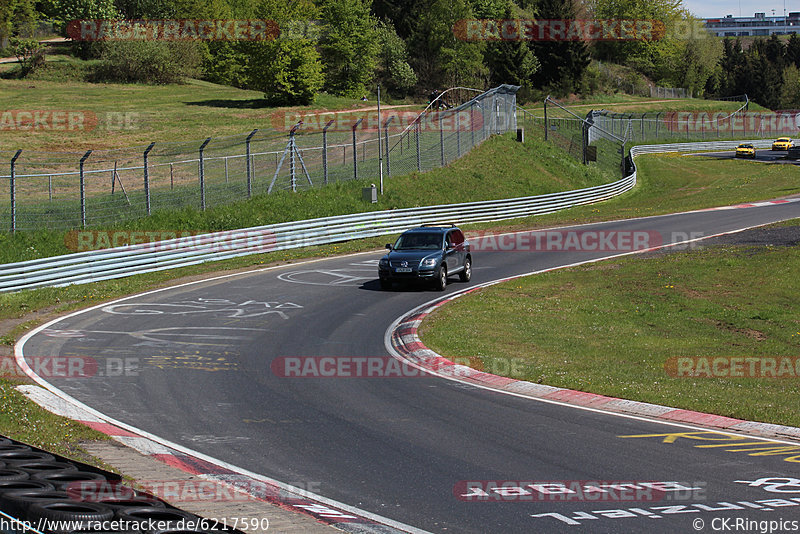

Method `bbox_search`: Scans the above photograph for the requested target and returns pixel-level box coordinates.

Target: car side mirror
[385,244,393,250]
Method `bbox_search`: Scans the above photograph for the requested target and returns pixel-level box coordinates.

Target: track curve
[18,199,800,533]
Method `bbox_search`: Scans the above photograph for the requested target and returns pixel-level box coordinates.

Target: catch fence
[1,85,519,233]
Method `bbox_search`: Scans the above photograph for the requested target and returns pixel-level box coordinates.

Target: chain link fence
[519,94,796,179]
[649,86,692,99]
[517,97,628,180]
[1,85,519,233]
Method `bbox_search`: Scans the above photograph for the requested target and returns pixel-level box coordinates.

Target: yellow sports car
[772,137,793,150]
[735,144,756,159]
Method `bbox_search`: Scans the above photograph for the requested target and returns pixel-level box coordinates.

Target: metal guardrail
[0,139,771,293]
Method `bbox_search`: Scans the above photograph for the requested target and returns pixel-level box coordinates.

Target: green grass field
[420,221,800,427]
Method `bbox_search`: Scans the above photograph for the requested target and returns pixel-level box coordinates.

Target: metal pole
[79,150,92,228]
[456,111,461,157]
[199,137,211,210]
[48,175,52,202]
[224,156,229,183]
[470,104,476,148]
[143,142,155,216]
[10,150,21,233]
[290,135,296,192]
[246,129,258,198]
[377,84,384,194]
[352,118,363,180]
[439,111,445,166]
[415,116,422,172]
[170,163,174,190]
[384,116,394,177]
[323,119,334,185]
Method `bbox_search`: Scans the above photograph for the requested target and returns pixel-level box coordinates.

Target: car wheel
[459,257,472,282]
[434,265,447,291]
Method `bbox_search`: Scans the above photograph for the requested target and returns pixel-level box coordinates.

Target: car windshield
[739,144,753,148]
[394,233,442,250]
[778,138,790,142]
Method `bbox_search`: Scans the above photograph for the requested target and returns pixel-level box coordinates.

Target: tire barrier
[0,435,244,534]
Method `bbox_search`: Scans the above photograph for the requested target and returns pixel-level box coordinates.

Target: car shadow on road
[358,279,436,292]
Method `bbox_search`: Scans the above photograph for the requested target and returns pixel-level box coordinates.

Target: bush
[9,37,45,77]
[94,40,202,84]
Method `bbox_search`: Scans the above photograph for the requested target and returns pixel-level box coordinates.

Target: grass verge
[420,220,800,428]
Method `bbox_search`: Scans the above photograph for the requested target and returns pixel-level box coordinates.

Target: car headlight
[379,258,389,268]
[420,258,437,267]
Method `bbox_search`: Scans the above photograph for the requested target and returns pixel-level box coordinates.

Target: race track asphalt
[20,200,800,533]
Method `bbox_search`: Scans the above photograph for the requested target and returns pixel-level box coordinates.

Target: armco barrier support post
[10,149,21,233]
[246,129,258,198]
[199,137,211,210]
[322,120,334,185]
[79,150,92,228]
[143,142,155,216]
[352,118,363,180]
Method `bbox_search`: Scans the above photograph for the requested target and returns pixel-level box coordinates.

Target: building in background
[703,12,800,36]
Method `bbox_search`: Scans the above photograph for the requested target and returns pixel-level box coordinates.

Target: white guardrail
[0,139,772,292]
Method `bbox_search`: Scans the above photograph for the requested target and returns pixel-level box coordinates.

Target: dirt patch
[696,318,767,341]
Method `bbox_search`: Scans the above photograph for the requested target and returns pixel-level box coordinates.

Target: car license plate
[395,267,412,273]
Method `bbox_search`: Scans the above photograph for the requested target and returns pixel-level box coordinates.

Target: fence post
[199,137,211,210]
[10,149,21,233]
[48,175,52,202]
[289,126,297,192]
[470,104,476,148]
[352,118,363,180]
[246,129,258,198]
[143,142,155,216]
[322,120,334,185]
[79,150,92,228]
[384,116,394,177]
[620,141,626,178]
[439,111,446,166]
[415,116,422,172]
[456,111,461,157]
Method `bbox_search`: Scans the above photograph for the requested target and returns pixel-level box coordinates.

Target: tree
[247,39,324,104]
[318,0,379,97]
[409,0,487,91]
[780,64,800,109]
[786,33,800,68]
[483,5,539,90]
[375,20,417,97]
[530,0,589,94]
[669,19,722,97]
[241,0,324,104]
[1,0,38,47]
